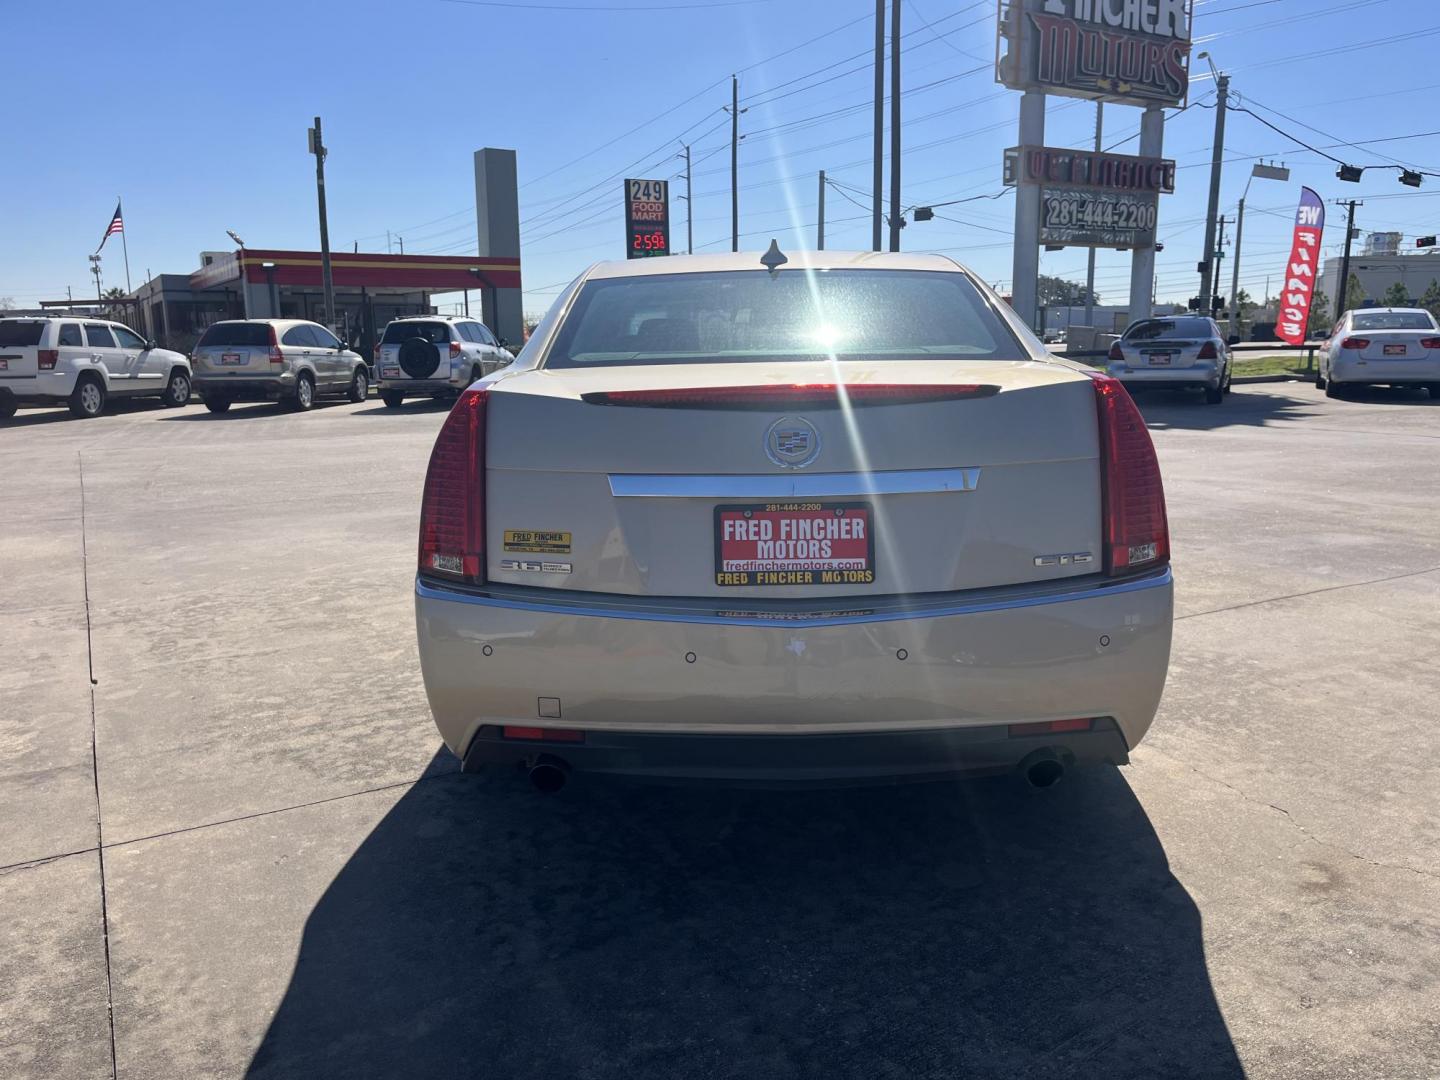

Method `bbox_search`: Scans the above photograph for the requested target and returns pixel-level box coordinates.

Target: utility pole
[309,117,337,330]
[1085,101,1103,327]
[684,144,693,254]
[1335,199,1362,321]
[1213,215,1227,319]
[1198,67,1229,314]
[872,0,884,252]
[817,170,826,250]
[887,0,901,251]
[730,76,740,252]
[1228,200,1245,336]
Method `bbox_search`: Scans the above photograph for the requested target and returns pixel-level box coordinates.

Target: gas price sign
[624,178,670,259]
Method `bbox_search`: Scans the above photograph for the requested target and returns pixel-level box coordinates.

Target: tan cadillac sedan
[414,249,1173,792]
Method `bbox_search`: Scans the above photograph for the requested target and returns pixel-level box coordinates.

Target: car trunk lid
[483,361,1104,599]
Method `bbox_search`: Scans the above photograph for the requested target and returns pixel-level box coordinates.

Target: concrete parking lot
[2,383,1437,1079]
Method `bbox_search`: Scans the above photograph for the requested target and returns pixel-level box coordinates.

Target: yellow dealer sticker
[503,530,572,554]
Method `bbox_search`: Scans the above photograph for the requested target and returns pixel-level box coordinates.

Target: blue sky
[4,0,1439,319]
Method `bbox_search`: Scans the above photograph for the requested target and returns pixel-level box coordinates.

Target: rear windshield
[197,323,272,347]
[1124,318,1213,341]
[0,321,45,347]
[544,269,1023,368]
[382,321,452,345]
[1351,311,1436,331]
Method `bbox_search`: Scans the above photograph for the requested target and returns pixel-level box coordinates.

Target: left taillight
[418,387,487,583]
[37,349,58,370]
[1088,373,1169,577]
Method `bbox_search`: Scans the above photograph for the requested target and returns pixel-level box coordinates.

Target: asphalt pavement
[1,383,1437,1079]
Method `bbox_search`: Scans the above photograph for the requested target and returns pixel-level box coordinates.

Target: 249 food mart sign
[996,0,1193,107]
[1005,145,1175,248]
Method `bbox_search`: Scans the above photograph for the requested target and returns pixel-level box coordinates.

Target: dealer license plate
[219,352,243,365]
[1384,344,1407,356]
[715,502,875,587]
[1147,352,1172,366]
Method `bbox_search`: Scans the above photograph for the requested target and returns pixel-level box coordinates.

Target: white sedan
[1318,307,1440,398]
[413,249,1173,791]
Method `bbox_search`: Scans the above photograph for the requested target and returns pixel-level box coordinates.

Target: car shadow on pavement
[247,754,1243,1080]
[349,399,454,417]
[157,401,347,421]
[1133,385,1315,431]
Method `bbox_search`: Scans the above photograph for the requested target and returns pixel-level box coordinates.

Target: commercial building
[1319,250,1440,311]
[118,248,521,355]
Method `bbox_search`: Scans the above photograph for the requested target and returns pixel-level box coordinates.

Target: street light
[226,230,245,249]
[1227,160,1291,337]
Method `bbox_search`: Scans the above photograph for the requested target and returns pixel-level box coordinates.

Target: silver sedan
[1106,315,1234,404]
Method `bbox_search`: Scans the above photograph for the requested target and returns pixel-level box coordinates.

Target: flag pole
[118,196,132,293]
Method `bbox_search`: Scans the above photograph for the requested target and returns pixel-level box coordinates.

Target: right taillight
[37,349,58,370]
[450,340,462,359]
[1196,341,1218,360]
[1089,373,1169,577]
[1107,341,1124,363]
[418,387,487,583]
[268,324,284,366]
[1339,337,1370,350]
[1420,337,1440,350]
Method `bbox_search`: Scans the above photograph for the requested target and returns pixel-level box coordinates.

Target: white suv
[0,316,192,420]
[375,316,513,408]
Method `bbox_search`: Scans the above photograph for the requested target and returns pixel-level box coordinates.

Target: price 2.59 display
[632,230,668,253]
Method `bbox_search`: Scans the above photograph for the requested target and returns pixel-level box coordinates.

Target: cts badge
[765,416,821,469]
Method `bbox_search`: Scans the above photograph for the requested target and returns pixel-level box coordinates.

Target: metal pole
[1228,197,1245,337]
[1085,102,1102,326]
[1011,90,1046,333]
[817,170,826,250]
[1336,200,1359,321]
[312,116,337,330]
[463,289,469,317]
[1213,215,1226,318]
[1198,74,1229,313]
[684,143,693,254]
[1129,105,1164,323]
[888,0,901,252]
[118,196,132,293]
[730,76,739,252]
[872,0,884,252]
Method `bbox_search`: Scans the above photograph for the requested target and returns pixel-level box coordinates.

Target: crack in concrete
[1176,564,1440,623]
[0,848,98,877]
[1146,747,1440,882]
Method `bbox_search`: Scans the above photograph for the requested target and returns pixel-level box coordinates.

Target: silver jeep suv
[375,316,513,407]
[191,319,369,413]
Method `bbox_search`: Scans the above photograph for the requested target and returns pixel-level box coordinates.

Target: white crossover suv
[413,250,1174,792]
[0,316,192,419]
[375,316,513,407]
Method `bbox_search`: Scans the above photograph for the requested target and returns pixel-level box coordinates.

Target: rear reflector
[580,384,999,409]
[1339,337,1370,350]
[1088,373,1169,576]
[418,387,487,582]
[37,349,58,370]
[502,726,585,743]
[1008,717,1095,738]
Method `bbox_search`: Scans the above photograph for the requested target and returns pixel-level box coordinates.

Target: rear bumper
[1111,366,1221,390]
[0,370,80,400]
[1331,357,1440,384]
[462,719,1131,783]
[415,568,1173,780]
[193,375,295,400]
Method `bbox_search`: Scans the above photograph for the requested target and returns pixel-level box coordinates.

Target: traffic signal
[1211,295,1225,313]
[1188,296,1202,311]
[1337,164,1363,182]
[1400,170,1424,188]
[913,206,934,221]
[1417,235,1437,248]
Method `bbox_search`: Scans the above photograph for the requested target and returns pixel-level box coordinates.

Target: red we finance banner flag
[1277,187,1325,345]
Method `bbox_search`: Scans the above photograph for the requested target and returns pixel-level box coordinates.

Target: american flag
[97,202,123,251]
